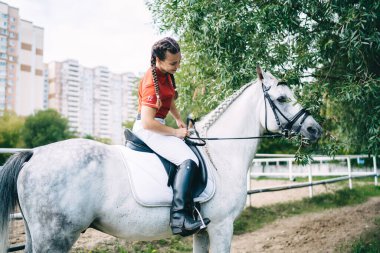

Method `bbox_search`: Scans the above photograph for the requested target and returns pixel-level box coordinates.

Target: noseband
[262,81,309,137]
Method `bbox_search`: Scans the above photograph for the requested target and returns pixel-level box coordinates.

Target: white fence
[246,154,379,205]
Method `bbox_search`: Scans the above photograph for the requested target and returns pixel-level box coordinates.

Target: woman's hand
[173,127,188,139]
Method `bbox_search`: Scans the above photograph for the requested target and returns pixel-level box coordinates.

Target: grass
[79,184,380,253]
[336,217,380,253]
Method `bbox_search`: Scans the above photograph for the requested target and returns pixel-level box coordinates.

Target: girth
[124,129,208,198]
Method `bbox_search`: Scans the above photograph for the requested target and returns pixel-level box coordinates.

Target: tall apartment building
[0,2,45,115]
[93,66,112,140]
[110,73,124,144]
[122,72,139,123]
[47,60,138,144]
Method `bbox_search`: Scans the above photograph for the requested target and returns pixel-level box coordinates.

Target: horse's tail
[0,150,33,252]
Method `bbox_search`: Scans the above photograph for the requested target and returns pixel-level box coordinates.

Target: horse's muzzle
[305,124,323,142]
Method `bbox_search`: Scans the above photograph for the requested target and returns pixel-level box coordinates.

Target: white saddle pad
[116,145,216,207]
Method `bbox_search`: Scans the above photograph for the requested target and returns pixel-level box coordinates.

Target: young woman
[132,37,210,236]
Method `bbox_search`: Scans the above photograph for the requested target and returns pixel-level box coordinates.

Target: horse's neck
[199,83,263,181]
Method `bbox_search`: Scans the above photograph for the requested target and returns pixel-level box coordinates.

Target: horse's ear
[256,64,264,81]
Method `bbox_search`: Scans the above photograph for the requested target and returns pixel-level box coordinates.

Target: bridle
[262,81,310,138]
[186,80,310,146]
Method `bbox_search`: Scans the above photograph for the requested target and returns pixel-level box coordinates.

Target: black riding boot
[170,159,208,236]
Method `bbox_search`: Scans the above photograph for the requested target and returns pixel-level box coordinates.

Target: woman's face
[156,51,181,74]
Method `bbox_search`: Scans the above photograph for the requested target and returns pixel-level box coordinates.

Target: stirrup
[193,206,207,230]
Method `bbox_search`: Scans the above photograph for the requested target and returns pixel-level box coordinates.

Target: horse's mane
[199,81,255,133]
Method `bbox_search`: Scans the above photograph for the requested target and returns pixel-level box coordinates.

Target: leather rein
[186,81,309,146]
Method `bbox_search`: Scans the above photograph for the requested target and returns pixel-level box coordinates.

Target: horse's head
[256,65,322,142]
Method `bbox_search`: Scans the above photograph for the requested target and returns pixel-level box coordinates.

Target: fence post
[347,158,352,189]
[288,159,293,181]
[246,166,252,207]
[374,156,378,186]
[308,164,313,198]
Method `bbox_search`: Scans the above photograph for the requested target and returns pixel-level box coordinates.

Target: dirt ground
[231,197,380,253]
[8,180,380,252]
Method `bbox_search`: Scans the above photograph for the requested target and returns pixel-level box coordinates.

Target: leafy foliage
[148,0,380,155]
[22,109,74,148]
[0,112,25,164]
[0,112,25,148]
[82,134,112,145]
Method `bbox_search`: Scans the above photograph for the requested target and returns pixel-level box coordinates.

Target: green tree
[148,0,380,155]
[82,134,112,144]
[0,112,25,148]
[0,112,25,164]
[22,109,74,148]
[122,120,135,130]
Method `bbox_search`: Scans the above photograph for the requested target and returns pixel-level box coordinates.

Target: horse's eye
[277,96,289,103]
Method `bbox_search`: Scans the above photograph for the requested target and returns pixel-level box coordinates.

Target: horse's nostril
[307,127,317,135]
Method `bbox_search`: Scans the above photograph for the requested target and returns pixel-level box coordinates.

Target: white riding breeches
[132,119,199,166]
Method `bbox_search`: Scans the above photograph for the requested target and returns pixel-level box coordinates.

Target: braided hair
[151,37,180,107]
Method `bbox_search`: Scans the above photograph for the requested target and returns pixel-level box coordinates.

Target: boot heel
[171,227,183,235]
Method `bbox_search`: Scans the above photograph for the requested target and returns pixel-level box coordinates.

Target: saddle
[124,129,208,198]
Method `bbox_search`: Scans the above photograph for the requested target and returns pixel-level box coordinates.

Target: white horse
[0,67,322,253]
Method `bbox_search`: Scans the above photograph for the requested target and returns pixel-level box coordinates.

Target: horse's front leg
[207,219,234,253]
[193,230,209,252]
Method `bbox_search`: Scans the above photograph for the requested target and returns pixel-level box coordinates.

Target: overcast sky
[6,0,171,74]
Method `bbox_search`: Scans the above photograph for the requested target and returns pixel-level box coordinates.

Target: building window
[0,53,6,59]
[9,32,15,38]
[21,42,32,51]
[36,48,43,56]
[20,64,31,72]
[10,17,15,22]
[35,69,43,76]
